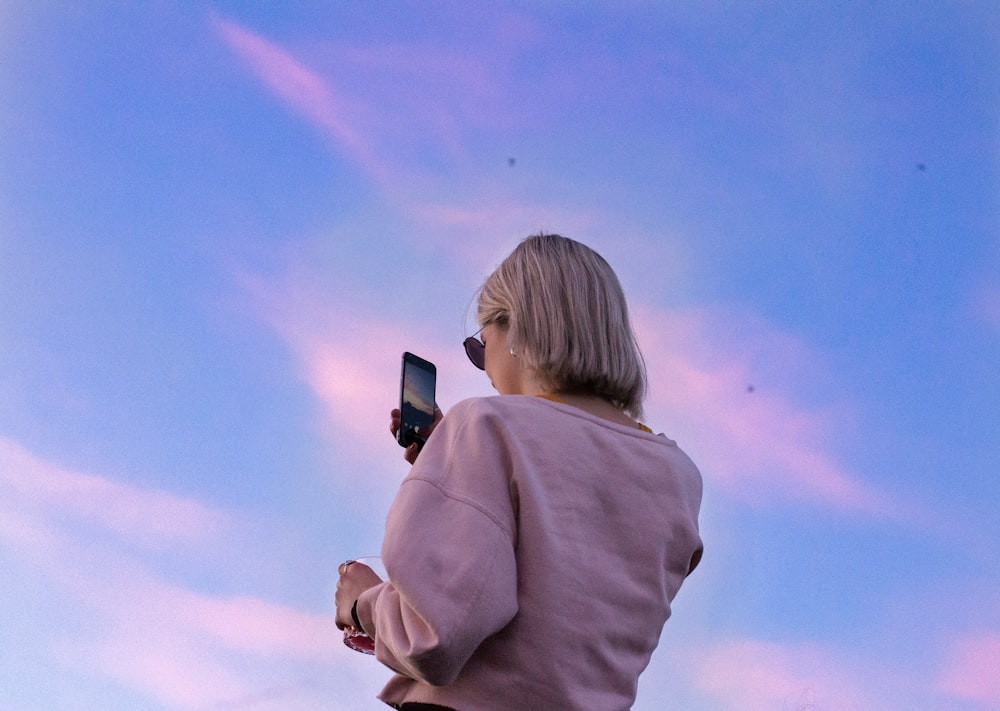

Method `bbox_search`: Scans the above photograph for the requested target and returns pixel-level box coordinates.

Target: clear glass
[341,556,384,655]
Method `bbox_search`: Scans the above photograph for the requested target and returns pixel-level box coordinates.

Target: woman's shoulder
[432,396,508,438]
[439,396,561,438]
[445,395,536,418]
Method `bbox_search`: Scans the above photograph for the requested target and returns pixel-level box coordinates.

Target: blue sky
[1,2,998,709]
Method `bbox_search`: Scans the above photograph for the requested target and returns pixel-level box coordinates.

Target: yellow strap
[535,393,563,404]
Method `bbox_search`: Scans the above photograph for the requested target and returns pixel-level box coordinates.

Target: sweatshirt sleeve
[356,399,519,686]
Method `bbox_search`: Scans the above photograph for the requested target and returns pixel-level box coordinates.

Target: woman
[336,234,703,710]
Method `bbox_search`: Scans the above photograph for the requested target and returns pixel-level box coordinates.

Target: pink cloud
[211,14,651,277]
[223,14,538,151]
[298,324,403,445]
[634,305,897,516]
[689,638,888,710]
[0,441,358,709]
[241,270,494,483]
[0,436,229,547]
[60,633,250,710]
[234,268,399,440]
[55,582,347,711]
[210,15,579,240]
[60,555,340,663]
[0,443,337,660]
[211,15,513,188]
[687,630,1000,710]
[212,15,383,181]
[193,594,337,659]
[99,571,341,664]
[937,633,1000,708]
[0,502,64,553]
[55,564,355,710]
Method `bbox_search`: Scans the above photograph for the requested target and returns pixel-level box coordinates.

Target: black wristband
[351,599,363,630]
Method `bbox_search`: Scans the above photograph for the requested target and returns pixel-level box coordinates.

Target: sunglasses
[463,328,486,370]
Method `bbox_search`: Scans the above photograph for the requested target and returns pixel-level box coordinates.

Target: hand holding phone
[396,352,437,452]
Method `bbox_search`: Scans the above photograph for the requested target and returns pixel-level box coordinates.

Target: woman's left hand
[335,561,384,630]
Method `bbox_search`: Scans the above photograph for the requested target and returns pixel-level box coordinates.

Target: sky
[1,2,998,710]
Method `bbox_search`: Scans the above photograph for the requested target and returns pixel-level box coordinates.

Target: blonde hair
[476,233,647,418]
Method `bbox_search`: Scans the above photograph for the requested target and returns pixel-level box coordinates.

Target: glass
[340,556,384,655]
[343,623,376,655]
[463,328,485,370]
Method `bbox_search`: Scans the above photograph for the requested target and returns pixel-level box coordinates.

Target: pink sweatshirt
[355,395,703,710]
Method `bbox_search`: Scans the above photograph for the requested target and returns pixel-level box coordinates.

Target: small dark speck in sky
[747,385,755,393]
[917,163,926,171]
[508,157,516,167]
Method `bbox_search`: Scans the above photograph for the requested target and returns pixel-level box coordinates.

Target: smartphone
[397,352,437,449]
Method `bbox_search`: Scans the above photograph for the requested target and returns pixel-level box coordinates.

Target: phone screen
[398,352,437,449]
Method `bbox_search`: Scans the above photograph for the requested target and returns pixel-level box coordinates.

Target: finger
[404,443,419,464]
[334,585,348,629]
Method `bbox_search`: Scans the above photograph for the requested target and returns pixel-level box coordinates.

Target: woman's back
[375,395,703,710]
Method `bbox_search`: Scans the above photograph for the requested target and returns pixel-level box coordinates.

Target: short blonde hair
[476,233,647,418]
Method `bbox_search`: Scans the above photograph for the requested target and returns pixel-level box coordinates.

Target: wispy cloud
[0,436,228,547]
[0,436,369,710]
[209,12,597,266]
[211,14,382,179]
[684,631,1000,711]
[234,267,481,490]
[679,639,936,711]
[937,632,1000,708]
[635,305,899,517]
[211,13,510,193]
[53,560,344,710]
[687,638,893,711]
[211,11,532,165]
